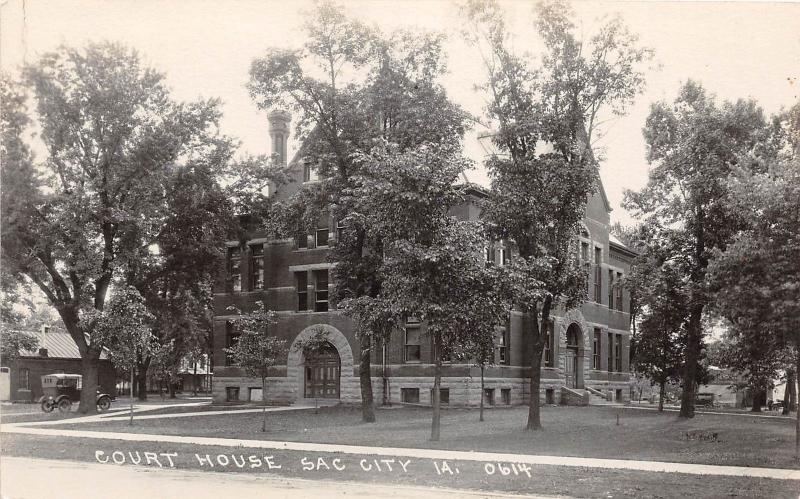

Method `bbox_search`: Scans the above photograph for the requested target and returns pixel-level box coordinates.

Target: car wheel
[41,399,54,413]
[57,398,72,413]
[97,397,111,412]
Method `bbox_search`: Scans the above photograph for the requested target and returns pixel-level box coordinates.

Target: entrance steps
[560,386,623,406]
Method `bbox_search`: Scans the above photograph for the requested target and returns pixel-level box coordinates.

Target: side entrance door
[304,342,340,399]
[565,349,577,388]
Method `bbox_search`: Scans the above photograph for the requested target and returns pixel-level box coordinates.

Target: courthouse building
[211,111,635,407]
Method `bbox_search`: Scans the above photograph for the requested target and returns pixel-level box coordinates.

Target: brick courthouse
[212,111,635,406]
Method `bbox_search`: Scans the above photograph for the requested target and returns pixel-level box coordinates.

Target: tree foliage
[224,302,288,432]
[247,0,469,422]
[0,330,39,364]
[626,228,689,411]
[357,143,509,440]
[86,286,155,424]
[625,81,770,418]
[463,0,652,430]
[1,42,234,413]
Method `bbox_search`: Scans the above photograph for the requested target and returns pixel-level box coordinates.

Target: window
[315,225,329,248]
[499,242,508,266]
[404,321,421,362]
[543,320,555,367]
[18,368,29,390]
[483,245,495,266]
[593,328,601,370]
[401,387,419,404]
[225,321,240,366]
[501,388,511,405]
[594,247,602,302]
[615,334,623,372]
[225,386,240,402]
[580,241,589,261]
[297,232,308,249]
[314,270,329,312]
[430,388,449,404]
[615,389,622,402]
[303,160,320,183]
[608,332,614,373]
[302,159,319,183]
[483,388,495,406]
[296,272,308,311]
[432,337,451,363]
[498,326,510,365]
[250,244,264,290]
[228,247,241,292]
[608,269,615,309]
[616,272,624,312]
[249,387,263,402]
[336,219,345,243]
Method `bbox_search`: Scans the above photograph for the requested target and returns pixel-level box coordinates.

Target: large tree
[125,159,233,400]
[628,231,690,412]
[625,81,771,418]
[707,111,800,448]
[1,43,232,413]
[247,1,468,422]
[346,141,509,440]
[463,0,652,429]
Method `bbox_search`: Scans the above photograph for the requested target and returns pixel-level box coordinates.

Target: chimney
[268,110,291,166]
[38,348,48,357]
[41,325,50,351]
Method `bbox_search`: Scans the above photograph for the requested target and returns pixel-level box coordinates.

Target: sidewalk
[1,456,545,499]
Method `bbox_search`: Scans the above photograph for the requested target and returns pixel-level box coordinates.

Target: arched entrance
[304,342,340,399]
[565,323,583,388]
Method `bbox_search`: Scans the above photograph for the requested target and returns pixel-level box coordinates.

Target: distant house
[698,366,750,407]
[145,354,212,395]
[0,326,116,402]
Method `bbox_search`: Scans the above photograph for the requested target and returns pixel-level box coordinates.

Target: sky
[2,0,798,226]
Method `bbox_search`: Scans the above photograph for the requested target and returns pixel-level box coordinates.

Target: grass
[51,404,800,470]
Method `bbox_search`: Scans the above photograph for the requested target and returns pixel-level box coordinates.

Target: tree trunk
[78,354,101,414]
[658,380,665,412]
[785,369,797,415]
[527,349,544,429]
[136,357,150,401]
[479,364,485,422]
[431,337,442,441]
[261,376,267,433]
[168,380,176,399]
[751,387,764,412]
[679,303,703,418]
[526,302,549,431]
[129,370,134,426]
[359,332,376,423]
[193,363,198,397]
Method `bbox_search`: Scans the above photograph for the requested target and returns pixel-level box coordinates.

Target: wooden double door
[565,347,579,388]
[565,324,581,389]
[304,342,340,399]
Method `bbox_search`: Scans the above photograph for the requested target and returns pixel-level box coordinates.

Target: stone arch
[286,324,354,400]
[559,308,589,389]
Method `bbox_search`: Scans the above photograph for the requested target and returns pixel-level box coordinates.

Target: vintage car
[38,373,113,413]
[695,392,716,407]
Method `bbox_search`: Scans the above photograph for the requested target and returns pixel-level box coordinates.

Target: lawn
[52,404,800,470]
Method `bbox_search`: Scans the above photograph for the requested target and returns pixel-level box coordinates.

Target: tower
[268,110,291,166]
